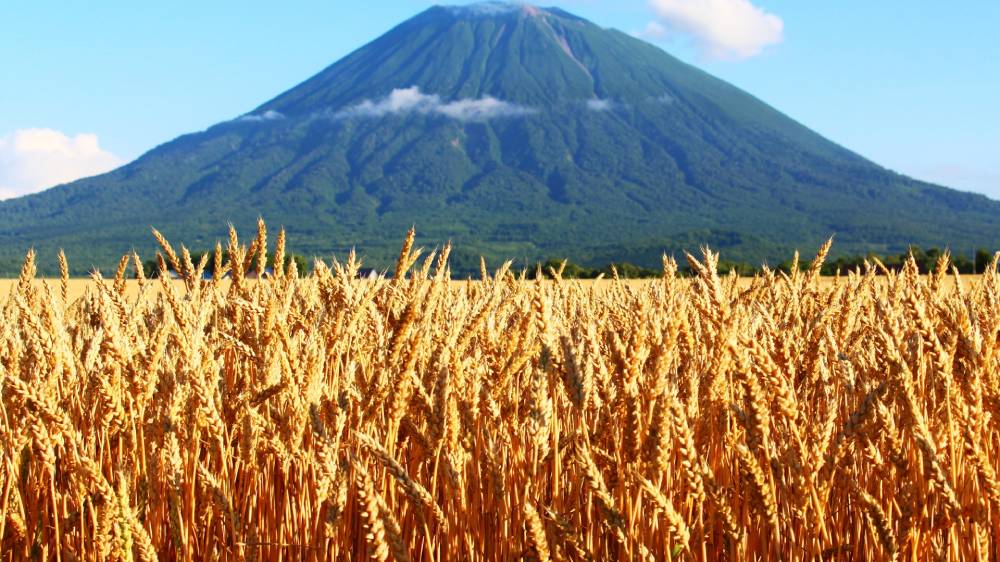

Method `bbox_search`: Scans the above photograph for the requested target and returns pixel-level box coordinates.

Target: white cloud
[0,128,124,200]
[586,98,613,111]
[237,110,284,122]
[335,87,535,122]
[644,0,784,60]
[436,97,532,121]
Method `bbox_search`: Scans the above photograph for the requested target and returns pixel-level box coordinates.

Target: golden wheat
[0,222,998,561]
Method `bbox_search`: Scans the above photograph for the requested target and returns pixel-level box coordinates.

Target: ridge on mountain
[442,2,535,16]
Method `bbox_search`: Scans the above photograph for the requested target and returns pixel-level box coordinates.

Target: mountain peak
[2,2,999,276]
[438,2,546,18]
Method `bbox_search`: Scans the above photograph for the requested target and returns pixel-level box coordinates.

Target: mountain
[2,2,999,275]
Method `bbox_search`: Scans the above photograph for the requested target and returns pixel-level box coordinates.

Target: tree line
[139,245,997,280]
[528,246,998,280]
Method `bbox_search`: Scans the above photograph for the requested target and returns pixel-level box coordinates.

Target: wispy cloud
[586,98,613,111]
[641,0,784,61]
[0,128,123,200]
[236,110,284,122]
[334,87,535,122]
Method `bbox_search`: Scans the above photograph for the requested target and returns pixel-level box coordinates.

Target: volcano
[2,2,998,274]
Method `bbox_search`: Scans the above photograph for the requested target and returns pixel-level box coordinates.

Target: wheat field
[2,221,999,561]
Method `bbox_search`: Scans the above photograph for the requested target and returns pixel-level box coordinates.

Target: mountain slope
[2,2,998,274]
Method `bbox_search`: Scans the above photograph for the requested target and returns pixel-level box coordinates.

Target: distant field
[0,278,190,303]
[1,274,983,305]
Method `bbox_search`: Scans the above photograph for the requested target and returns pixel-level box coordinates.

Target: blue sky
[1,0,997,199]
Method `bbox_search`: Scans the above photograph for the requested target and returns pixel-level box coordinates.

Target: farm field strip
[0,275,984,304]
